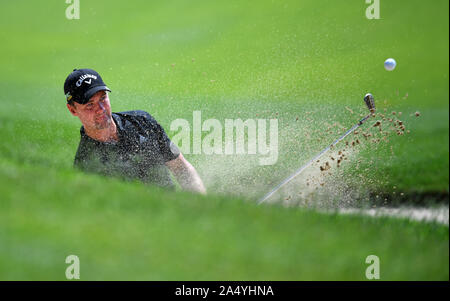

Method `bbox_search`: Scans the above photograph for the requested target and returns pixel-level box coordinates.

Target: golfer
[64,68,206,194]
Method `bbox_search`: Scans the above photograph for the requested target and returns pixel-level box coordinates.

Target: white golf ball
[384,58,396,71]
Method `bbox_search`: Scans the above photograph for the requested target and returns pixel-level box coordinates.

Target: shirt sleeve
[143,112,181,162]
[73,137,87,170]
[73,136,97,171]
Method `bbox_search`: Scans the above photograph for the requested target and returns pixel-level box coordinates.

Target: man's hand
[165,153,206,194]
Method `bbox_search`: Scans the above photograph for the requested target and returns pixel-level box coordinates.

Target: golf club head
[364,93,376,113]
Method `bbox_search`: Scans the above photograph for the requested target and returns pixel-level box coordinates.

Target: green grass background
[0,0,448,280]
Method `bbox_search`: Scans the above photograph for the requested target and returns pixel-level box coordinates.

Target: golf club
[257,93,376,205]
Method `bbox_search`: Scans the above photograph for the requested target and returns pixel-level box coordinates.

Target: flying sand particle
[345,106,354,114]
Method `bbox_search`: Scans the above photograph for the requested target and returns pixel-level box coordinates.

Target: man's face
[67,90,113,130]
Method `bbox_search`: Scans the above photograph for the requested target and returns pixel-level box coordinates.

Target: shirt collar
[111,113,125,133]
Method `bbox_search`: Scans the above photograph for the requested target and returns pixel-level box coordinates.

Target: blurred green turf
[0,0,448,279]
[0,158,448,280]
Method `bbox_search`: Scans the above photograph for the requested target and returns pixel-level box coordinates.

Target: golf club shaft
[257,113,371,205]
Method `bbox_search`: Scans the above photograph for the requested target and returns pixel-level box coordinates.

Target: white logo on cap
[76,74,97,87]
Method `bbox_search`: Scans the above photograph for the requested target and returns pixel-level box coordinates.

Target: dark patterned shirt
[74,110,180,188]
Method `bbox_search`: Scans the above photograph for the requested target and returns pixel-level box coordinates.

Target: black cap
[64,68,111,104]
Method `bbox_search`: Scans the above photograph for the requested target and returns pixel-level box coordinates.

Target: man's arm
[165,153,206,194]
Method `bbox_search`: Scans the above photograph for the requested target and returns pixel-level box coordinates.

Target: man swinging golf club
[64,68,206,194]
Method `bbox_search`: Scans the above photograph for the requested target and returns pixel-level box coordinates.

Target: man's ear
[66,103,78,116]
